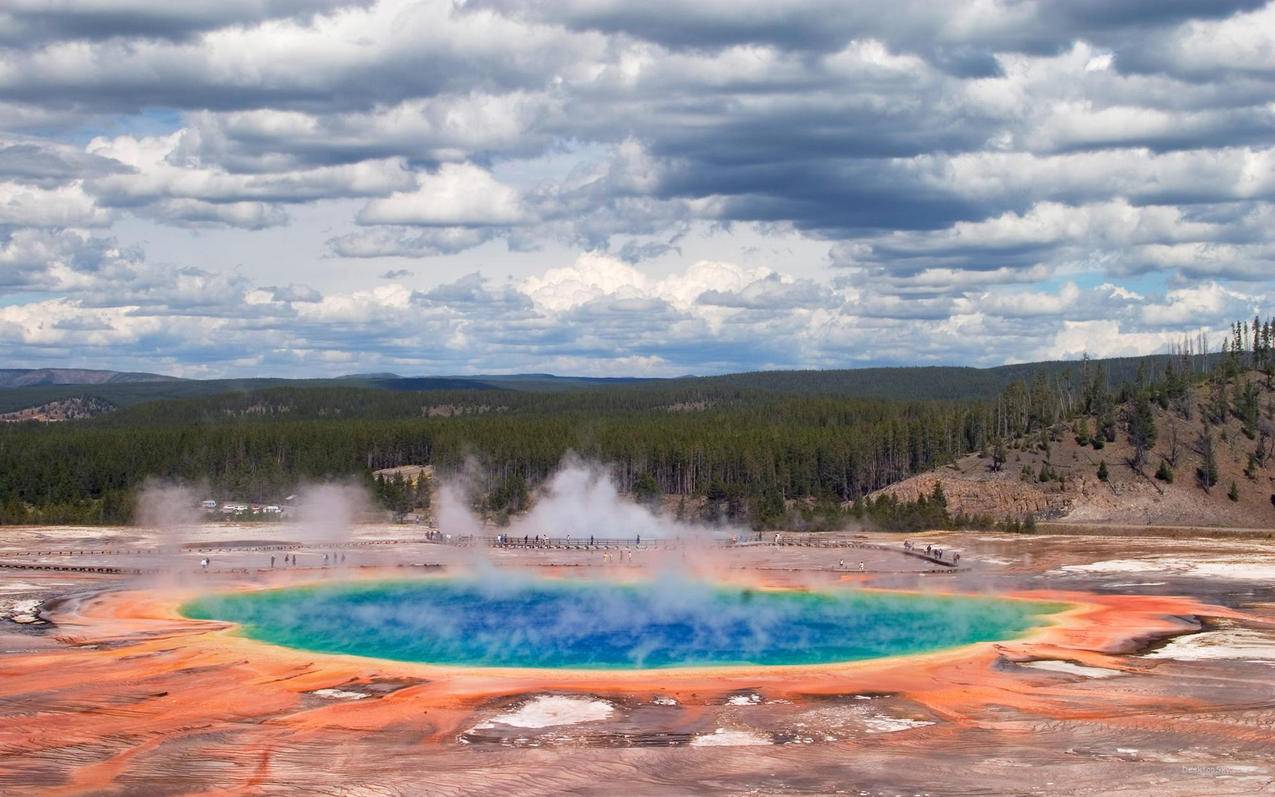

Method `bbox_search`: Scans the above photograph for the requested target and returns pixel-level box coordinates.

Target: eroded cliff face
[874,469,1070,519]
[871,386,1275,529]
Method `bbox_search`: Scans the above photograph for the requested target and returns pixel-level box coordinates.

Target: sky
[1,0,1273,378]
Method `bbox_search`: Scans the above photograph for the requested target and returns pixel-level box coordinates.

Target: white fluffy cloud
[1,0,1274,374]
[0,181,110,227]
[356,163,526,226]
[5,244,1261,376]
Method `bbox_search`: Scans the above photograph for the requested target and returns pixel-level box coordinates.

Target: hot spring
[182,578,1064,669]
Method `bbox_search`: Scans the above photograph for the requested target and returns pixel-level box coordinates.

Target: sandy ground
[1,523,1274,795]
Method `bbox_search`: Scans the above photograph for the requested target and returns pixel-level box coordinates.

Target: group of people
[902,540,959,564]
[263,552,347,568]
[197,550,357,572]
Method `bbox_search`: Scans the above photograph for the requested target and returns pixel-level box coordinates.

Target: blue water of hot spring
[182,577,1064,669]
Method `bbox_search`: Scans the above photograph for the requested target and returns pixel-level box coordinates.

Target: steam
[435,482,485,539]
[133,479,205,543]
[291,481,373,543]
[131,477,373,548]
[435,457,737,542]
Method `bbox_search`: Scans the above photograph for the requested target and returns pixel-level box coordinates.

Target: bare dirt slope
[875,377,1275,528]
[0,396,114,423]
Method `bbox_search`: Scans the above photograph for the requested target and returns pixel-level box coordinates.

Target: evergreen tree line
[0,397,987,524]
[1,328,1269,528]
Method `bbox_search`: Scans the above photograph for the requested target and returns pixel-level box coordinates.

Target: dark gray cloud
[480,0,1268,72]
[0,137,131,187]
[0,1,374,45]
[697,274,827,310]
[416,272,532,310]
[614,239,680,263]
[0,0,1273,375]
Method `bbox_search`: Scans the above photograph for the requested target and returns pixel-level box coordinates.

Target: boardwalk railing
[0,534,962,567]
[899,545,959,567]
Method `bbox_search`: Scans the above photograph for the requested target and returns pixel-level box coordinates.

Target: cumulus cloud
[0,136,130,187]
[0,181,111,227]
[355,163,526,226]
[1,246,1268,375]
[0,0,1273,374]
[81,131,416,228]
[0,1,374,45]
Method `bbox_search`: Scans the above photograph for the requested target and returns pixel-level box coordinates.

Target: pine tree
[1237,382,1259,439]
[1197,426,1219,491]
[1098,394,1117,443]
[930,481,947,508]
[1207,381,1229,424]
[1127,392,1157,471]
[633,472,662,507]
[1097,460,1109,481]
[414,473,431,509]
[1074,416,1091,446]
[1228,481,1239,502]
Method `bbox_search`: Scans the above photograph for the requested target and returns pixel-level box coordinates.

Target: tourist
[270,555,275,569]
[200,557,208,571]
[323,553,329,567]
[839,559,845,569]
[859,561,865,571]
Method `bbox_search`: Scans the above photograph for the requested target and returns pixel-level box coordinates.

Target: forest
[1,318,1271,530]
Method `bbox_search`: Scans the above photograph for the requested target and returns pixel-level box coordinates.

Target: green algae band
[183,579,1062,669]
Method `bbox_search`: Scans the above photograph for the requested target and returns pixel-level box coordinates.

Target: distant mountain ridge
[0,352,1211,416]
[0,369,182,388]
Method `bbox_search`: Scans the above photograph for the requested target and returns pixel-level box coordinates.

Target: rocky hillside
[874,373,1275,529]
[0,396,116,423]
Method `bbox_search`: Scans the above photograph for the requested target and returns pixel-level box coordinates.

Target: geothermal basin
[182,577,1065,669]
[3,526,1275,795]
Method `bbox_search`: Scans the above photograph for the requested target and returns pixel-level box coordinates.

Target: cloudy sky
[2,0,1274,377]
